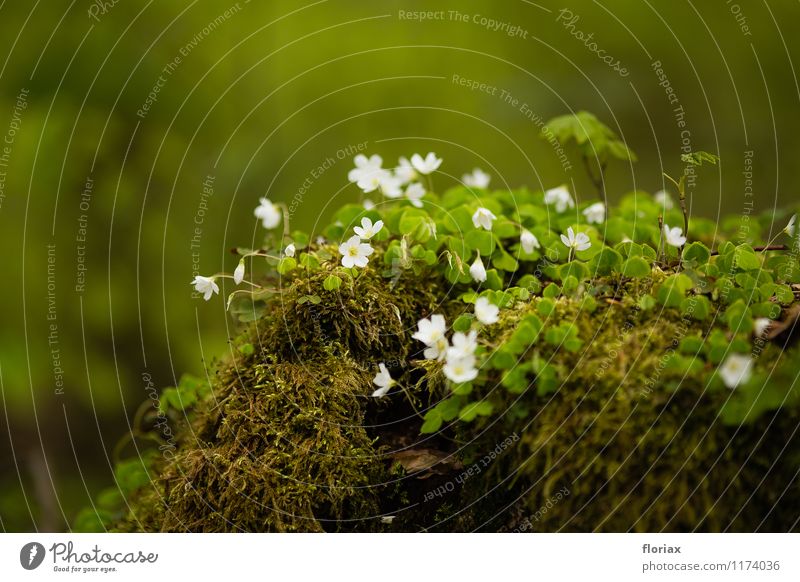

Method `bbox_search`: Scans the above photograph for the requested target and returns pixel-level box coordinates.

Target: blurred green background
[1,0,798,531]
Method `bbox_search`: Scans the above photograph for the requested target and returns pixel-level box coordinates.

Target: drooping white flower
[520,229,540,254]
[233,260,245,285]
[754,318,772,338]
[582,202,606,224]
[653,190,674,210]
[363,199,375,210]
[718,353,753,389]
[410,152,442,175]
[463,168,491,189]
[348,154,383,183]
[412,314,447,346]
[544,186,575,213]
[254,197,282,229]
[663,224,687,247]
[191,275,219,301]
[447,330,478,360]
[395,157,418,184]
[338,235,374,268]
[353,217,384,240]
[404,183,426,208]
[785,214,797,237]
[284,243,296,258]
[474,296,499,325]
[470,253,487,282]
[443,355,479,383]
[371,363,395,397]
[560,227,591,252]
[472,207,497,230]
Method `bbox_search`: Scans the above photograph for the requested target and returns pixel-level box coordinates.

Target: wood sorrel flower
[371,363,395,397]
[447,330,478,360]
[443,355,478,383]
[520,229,540,253]
[353,217,383,240]
[254,197,281,229]
[462,168,490,189]
[404,183,426,208]
[582,202,605,224]
[233,260,245,285]
[470,253,487,282]
[474,296,499,325]
[410,152,442,175]
[338,235,374,268]
[191,275,219,301]
[544,186,574,213]
[663,224,687,247]
[348,154,383,183]
[719,353,753,389]
[472,207,496,230]
[560,226,591,252]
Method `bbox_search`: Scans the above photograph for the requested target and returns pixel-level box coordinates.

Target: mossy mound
[111,248,800,532]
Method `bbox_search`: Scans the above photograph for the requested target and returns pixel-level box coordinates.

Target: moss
[113,220,800,533]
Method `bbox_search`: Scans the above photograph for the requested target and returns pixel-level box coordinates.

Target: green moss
[104,186,800,532]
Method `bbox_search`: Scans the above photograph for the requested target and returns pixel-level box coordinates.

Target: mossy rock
[86,172,800,532]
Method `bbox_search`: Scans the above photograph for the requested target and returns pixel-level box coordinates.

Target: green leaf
[420,410,443,434]
[733,244,761,271]
[453,314,474,332]
[589,247,622,276]
[458,400,494,422]
[464,229,495,257]
[277,257,297,275]
[621,256,651,278]
[323,275,342,291]
[682,241,711,266]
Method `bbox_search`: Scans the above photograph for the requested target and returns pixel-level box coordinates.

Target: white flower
[754,318,772,338]
[191,275,219,301]
[412,314,447,346]
[470,253,487,282]
[785,214,797,237]
[447,330,478,360]
[719,353,753,389]
[353,217,384,240]
[463,168,490,189]
[424,337,449,361]
[348,154,383,183]
[363,199,375,210]
[474,296,499,325]
[582,202,605,224]
[315,236,326,245]
[357,168,402,197]
[520,229,540,254]
[395,157,418,184]
[338,235,374,268]
[284,243,296,258]
[653,190,674,210]
[371,363,395,397]
[472,207,497,230]
[410,152,442,175]
[254,197,282,229]
[560,227,591,252]
[404,183,426,208]
[378,172,403,198]
[663,224,687,247]
[443,355,479,383]
[233,260,245,285]
[544,186,574,213]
